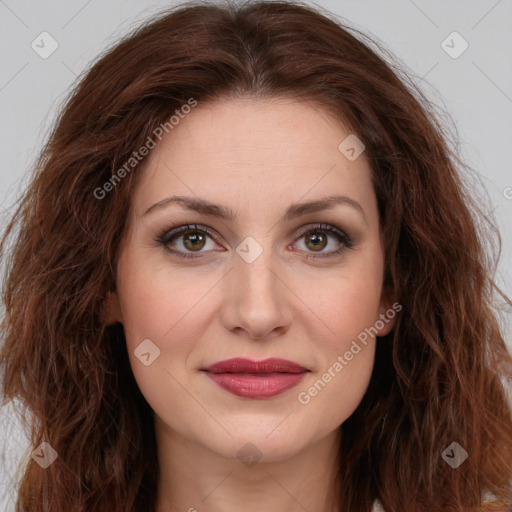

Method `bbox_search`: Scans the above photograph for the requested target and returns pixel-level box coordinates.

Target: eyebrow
[143,194,367,224]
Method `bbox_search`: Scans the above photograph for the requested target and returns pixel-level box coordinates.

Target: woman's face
[108,96,395,462]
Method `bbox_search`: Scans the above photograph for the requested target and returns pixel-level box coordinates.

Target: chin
[206,426,311,463]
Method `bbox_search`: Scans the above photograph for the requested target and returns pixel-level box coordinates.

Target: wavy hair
[1,1,511,510]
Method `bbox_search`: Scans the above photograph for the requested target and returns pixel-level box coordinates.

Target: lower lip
[204,371,308,399]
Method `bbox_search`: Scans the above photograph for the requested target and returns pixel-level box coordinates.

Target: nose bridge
[234,234,280,301]
[221,234,291,337]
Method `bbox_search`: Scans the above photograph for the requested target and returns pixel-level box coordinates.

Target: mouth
[201,358,310,399]
[201,357,309,374]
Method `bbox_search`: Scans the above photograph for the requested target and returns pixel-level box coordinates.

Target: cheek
[116,251,204,346]
[295,253,384,349]
[295,338,376,440]
[115,253,215,393]
[115,265,202,419]
[292,253,382,419]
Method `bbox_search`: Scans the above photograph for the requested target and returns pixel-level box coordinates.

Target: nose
[219,242,294,340]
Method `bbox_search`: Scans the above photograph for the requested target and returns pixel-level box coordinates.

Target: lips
[201,358,309,399]
[202,357,308,374]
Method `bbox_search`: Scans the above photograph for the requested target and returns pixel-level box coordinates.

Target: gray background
[1,0,511,509]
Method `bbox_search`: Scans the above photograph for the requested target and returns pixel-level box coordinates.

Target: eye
[157,223,353,260]
[157,224,221,259]
[292,223,353,259]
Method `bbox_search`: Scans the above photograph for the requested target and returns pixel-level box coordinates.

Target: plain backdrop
[1,0,511,509]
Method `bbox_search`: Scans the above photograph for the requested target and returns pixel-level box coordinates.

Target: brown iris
[183,230,206,251]
[305,231,327,251]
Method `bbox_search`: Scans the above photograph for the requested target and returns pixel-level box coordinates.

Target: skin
[107,96,396,512]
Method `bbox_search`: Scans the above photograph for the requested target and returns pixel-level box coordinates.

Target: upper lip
[201,358,309,374]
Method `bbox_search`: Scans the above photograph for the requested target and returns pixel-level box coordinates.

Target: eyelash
[156,223,354,260]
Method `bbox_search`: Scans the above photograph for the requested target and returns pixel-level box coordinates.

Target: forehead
[146,96,353,166]
[132,96,375,221]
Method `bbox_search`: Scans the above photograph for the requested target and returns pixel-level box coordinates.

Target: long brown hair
[1,1,511,510]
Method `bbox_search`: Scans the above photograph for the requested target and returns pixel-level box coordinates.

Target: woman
[1,1,511,510]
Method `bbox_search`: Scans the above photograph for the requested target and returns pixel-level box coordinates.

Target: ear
[103,290,124,325]
[375,290,400,337]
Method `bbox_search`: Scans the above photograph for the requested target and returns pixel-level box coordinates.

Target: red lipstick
[201,358,309,399]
